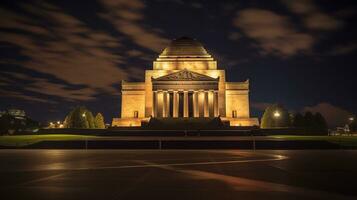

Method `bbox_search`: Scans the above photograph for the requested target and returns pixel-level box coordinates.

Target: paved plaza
[1,150,356,200]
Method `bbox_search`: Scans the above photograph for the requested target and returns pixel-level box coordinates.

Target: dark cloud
[328,42,357,55]
[99,0,169,52]
[227,32,242,41]
[0,0,169,104]
[251,102,274,111]
[190,2,203,9]
[0,89,56,104]
[282,0,343,31]
[303,102,355,127]
[0,1,150,103]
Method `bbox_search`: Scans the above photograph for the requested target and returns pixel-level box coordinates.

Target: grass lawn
[0,134,98,147]
[1,134,357,148]
[270,135,357,147]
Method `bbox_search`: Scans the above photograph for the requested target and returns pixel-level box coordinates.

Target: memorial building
[112,37,259,127]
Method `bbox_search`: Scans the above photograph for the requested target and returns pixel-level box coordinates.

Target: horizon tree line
[261,104,328,133]
[63,106,105,129]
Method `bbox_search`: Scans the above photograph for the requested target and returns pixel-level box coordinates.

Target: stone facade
[112,37,259,127]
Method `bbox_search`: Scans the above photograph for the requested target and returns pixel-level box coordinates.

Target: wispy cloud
[233,9,314,56]
[328,42,357,55]
[0,1,132,103]
[99,0,169,52]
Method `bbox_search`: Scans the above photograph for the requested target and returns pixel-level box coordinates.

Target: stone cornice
[152,69,219,82]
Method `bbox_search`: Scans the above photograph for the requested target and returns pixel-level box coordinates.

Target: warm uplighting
[49,121,64,128]
[273,111,281,118]
[82,113,86,118]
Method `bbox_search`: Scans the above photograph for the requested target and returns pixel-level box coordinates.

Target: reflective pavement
[1,150,356,200]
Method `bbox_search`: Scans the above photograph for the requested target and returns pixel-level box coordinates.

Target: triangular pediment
[153,70,218,81]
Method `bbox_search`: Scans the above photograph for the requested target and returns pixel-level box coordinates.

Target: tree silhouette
[291,112,328,134]
[292,113,305,128]
[63,106,95,128]
[94,113,105,129]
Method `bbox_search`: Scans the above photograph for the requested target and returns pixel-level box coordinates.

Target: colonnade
[153,90,219,118]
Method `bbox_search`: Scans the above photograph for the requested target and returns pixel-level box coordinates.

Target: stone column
[208,90,214,117]
[157,91,163,117]
[167,91,170,117]
[214,91,219,117]
[198,90,204,117]
[184,91,188,117]
[173,91,178,117]
[163,91,168,117]
[204,91,209,117]
[193,91,198,117]
[152,91,157,117]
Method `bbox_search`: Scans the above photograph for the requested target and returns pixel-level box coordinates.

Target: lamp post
[273,111,281,118]
[82,112,88,149]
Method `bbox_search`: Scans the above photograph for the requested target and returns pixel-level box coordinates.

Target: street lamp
[349,117,354,122]
[57,121,60,124]
[82,113,86,118]
[273,111,281,118]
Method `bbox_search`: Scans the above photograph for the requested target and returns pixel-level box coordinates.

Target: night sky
[0,0,356,127]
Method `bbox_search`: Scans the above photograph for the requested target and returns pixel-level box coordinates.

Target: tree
[261,104,290,128]
[292,111,328,134]
[0,114,15,134]
[292,113,305,127]
[63,114,71,128]
[64,106,95,129]
[0,113,39,134]
[86,111,96,128]
[94,113,105,129]
[313,112,327,133]
[24,117,40,130]
[304,112,314,130]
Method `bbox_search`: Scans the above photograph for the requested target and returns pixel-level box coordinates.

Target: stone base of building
[111,118,150,127]
[221,117,259,127]
[112,117,259,127]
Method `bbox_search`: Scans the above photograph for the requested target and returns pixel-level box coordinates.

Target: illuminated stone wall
[120,82,145,118]
[225,81,250,118]
[153,60,217,70]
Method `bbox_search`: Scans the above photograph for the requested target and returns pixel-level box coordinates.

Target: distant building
[112,37,259,127]
[7,109,26,119]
